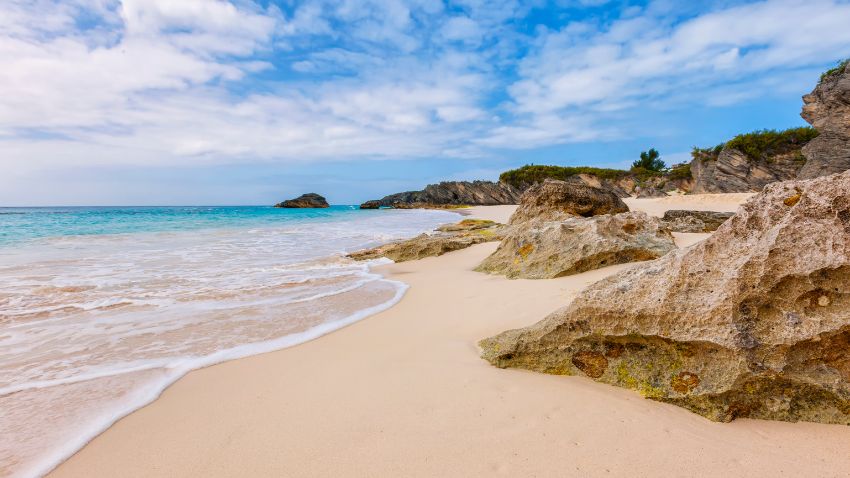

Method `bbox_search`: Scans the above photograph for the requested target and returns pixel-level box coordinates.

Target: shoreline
[3,206,460,478]
[50,199,850,477]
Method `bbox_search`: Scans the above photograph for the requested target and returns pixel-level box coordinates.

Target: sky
[2,0,849,206]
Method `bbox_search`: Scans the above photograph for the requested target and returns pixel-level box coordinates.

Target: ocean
[0,205,460,477]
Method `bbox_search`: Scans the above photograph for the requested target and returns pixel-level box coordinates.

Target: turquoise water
[0,205,461,477]
[0,205,371,246]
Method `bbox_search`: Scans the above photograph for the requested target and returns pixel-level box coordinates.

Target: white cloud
[2,0,850,196]
[483,0,850,147]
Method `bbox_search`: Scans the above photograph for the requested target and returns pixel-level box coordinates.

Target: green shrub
[821,58,849,82]
[499,164,631,188]
[629,166,664,181]
[631,148,665,172]
[667,163,692,180]
[692,127,818,163]
[725,127,819,162]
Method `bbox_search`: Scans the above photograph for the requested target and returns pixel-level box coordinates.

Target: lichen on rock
[480,171,850,424]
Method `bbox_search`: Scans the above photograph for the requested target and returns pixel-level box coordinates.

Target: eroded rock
[690,147,806,193]
[800,62,850,179]
[661,210,734,233]
[360,181,521,209]
[275,193,329,208]
[480,171,850,424]
[348,220,504,263]
[508,179,629,225]
[359,200,382,209]
[475,211,675,279]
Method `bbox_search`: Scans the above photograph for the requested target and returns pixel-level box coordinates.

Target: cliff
[359,181,521,209]
[688,128,816,193]
[689,60,850,192]
[800,59,850,179]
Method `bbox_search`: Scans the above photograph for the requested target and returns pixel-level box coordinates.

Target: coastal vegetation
[632,148,665,172]
[666,163,692,180]
[499,165,631,188]
[691,127,818,163]
[820,58,849,81]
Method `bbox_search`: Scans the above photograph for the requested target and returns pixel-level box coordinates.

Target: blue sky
[1,0,849,205]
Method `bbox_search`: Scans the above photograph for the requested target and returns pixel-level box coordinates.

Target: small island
[274,193,329,208]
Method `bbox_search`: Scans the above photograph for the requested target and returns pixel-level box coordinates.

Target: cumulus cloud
[1,0,849,188]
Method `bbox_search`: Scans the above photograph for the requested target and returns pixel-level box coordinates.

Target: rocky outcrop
[361,181,521,209]
[560,174,634,198]
[359,200,382,209]
[690,147,806,193]
[275,193,329,208]
[508,179,629,225]
[661,210,734,233]
[348,220,504,263]
[481,171,850,424]
[800,61,850,179]
[476,212,675,279]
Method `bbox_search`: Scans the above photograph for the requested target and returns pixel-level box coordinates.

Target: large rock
[480,171,850,424]
[800,62,850,179]
[359,200,382,209]
[361,181,521,209]
[475,212,675,279]
[275,193,329,208]
[661,210,734,233]
[508,179,629,225]
[348,220,504,263]
[690,147,805,193]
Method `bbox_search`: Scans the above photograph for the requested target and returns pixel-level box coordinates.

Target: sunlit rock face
[800,62,850,180]
[482,171,850,425]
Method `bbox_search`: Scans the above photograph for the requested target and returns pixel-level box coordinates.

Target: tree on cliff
[632,148,665,172]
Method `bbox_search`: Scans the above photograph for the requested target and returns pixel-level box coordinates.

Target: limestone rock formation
[359,200,382,209]
[690,147,805,193]
[360,181,521,209]
[508,179,629,225]
[498,164,694,198]
[661,210,734,233]
[800,62,850,179]
[348,220,504,263]
[561,173,633,198]
[481,171,850,424]
[476,212,675,279]
[435,219,497,232]
[275,193,329,208]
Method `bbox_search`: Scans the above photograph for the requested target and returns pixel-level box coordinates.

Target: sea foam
[0,206,458,477]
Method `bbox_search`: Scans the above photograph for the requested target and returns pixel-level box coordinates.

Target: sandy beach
[50,197,850,478]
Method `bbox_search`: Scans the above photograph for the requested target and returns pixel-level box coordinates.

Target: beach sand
[50,197,850,478]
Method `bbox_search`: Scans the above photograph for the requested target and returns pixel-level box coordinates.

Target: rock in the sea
[275,193,329,208]
[359,200,382,209]
[800,61,850,179]
[508,179,629,225]
[348,220,504,263]
[476,212,675,279]
[481,171,850,424]
[361,181,521,209]
[661,210,734,233]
